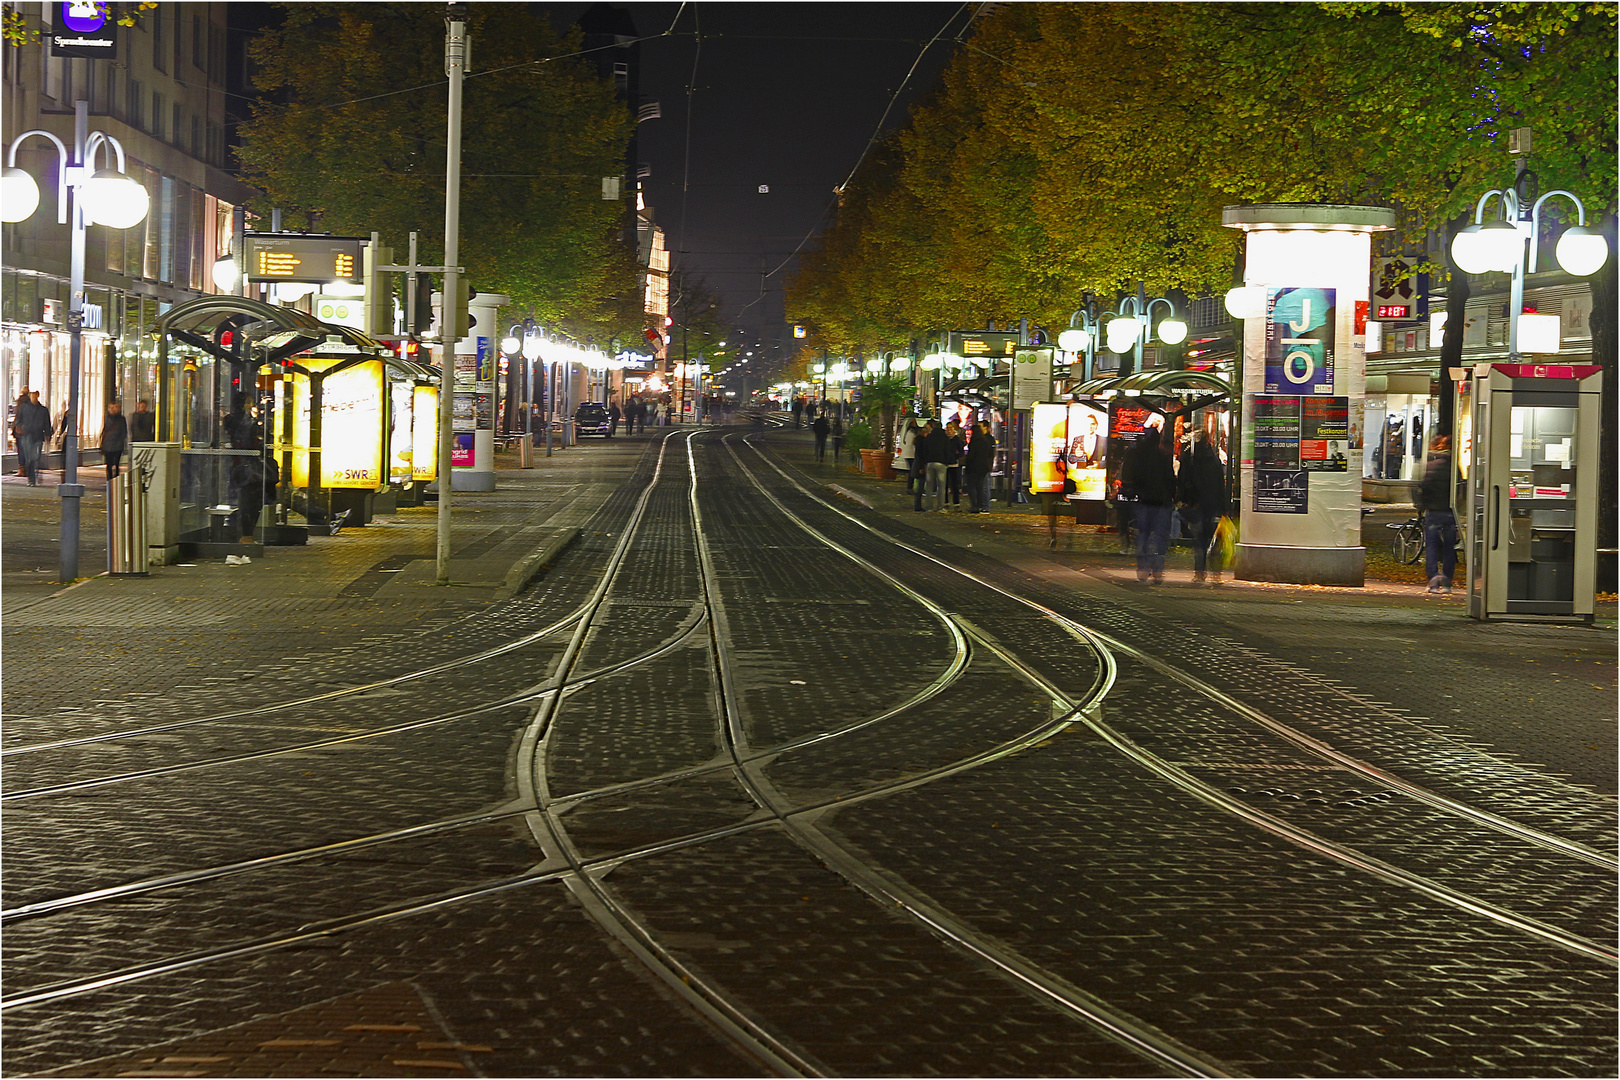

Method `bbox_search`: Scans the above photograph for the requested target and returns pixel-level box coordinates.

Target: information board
[244,234,366,284]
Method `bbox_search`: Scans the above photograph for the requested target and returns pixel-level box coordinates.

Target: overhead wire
[731,2,973,319]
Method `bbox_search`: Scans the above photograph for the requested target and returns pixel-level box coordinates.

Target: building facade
[2,2,255,454]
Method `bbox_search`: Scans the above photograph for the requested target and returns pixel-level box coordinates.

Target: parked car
[574,402,612,437]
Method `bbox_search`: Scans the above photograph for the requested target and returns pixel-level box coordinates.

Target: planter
[859,448,896,480]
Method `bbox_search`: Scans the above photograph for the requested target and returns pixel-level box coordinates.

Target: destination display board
[244,234,366,284]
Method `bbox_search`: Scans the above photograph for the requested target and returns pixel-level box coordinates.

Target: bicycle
[1386,515,1425,564]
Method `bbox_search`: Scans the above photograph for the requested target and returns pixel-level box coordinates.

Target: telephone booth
[1463,362,1602,622]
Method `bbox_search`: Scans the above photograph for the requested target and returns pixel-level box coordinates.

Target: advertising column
[450,292,507,491]
[1222,204,1395,586]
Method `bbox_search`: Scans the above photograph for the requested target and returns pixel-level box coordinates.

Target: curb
[497,527,583,599]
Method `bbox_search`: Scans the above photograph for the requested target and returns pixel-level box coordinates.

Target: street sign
[243,233,367,284]
[52,1,117,58]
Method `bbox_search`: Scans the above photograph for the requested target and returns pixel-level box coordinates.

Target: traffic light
[442,280,477,341]
[363,244,394,337]
[411,274,434,337]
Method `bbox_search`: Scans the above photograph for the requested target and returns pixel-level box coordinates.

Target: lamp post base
[1235,543,1365,588]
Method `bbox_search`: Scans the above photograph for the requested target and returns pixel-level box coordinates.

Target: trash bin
[108,468,149,576]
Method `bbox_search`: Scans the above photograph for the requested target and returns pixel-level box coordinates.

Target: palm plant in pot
[855,372,913,479]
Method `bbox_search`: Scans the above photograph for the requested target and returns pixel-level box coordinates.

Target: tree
[857,373,914,454]
[236,4,644,342]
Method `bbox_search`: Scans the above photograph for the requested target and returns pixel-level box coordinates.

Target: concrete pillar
[1222,204,1396,586]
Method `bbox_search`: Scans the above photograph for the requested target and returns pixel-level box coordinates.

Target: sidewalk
[0,438,649,722]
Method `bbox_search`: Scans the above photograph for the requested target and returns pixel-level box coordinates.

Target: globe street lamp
[1450,185,1609,357]
[1058,305,1104,384]
[1101,286,1187,377]
[3,101,149,583]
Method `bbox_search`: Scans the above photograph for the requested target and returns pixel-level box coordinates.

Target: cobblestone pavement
[3,425,1614,1078]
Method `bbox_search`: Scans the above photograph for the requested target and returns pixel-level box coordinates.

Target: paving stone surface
[3,424,1614,1078]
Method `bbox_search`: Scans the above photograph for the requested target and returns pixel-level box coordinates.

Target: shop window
[103,219,124,275]
[193,14,206,69]
[159,176,176,284]
[153,7,166,73]
[152,91,165,138]
[142,167,160,280]
[126,76,142,127]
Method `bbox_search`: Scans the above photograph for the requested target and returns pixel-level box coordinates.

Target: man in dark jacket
[812,412,831,462]
[1416,435,1456,594]
[100,401,128,481]
[1122,426,1176,583]
[964,420,995,513]
[914,419,951,511]
[1177,430,1228,583]
[15,390,52,486]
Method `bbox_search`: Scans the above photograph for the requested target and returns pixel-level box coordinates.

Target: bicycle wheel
[1402,527,1425,565]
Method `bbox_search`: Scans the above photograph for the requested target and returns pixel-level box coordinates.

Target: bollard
[107,468,149,575]
[518,432,533,468]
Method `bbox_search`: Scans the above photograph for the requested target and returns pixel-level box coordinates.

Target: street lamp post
[1101,284,1187,378]
[3,100,150,584]
[1058,303,1104,385]
[1450,186,1609,356]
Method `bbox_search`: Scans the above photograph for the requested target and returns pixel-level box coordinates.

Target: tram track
[732,432,1617,962]
[4,423,1613,1079]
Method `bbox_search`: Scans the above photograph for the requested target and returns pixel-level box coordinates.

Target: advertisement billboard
[320,361,385,488]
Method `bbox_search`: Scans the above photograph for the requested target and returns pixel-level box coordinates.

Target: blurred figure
[944,419,965,508]
[101,401,128,481]
[129,398,156,443]
[915,419,950,511]
[830,414,844,462]
[812,411,831,462]
[1418,435,1457,594]
[1177,429,1228,583]
[608,400,621,436]
[964,420,995,513]
[897,419,919,493]
[1122,426,1176,583]
[1042,458,1076,548]
[13,390,51,485]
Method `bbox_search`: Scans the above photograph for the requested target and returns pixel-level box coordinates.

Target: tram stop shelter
[149,296,440,560]
[1069,369,1234,525]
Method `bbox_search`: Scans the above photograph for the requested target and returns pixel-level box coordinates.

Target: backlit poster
[321,360,385,488]
[1065,401,1108,501]
[1252,394,1301,469]
[389,381,414,484]
[1265,287,1336,395]
[1029,402,1069,493]
[412,385,438,481]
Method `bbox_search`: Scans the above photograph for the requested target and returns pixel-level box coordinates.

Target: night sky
[548,2,969,378]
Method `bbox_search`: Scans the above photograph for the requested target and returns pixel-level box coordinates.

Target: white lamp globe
[1555,225,1609,277]
[865,358,883,373]
[889,356,909,371]
[1,167,41,223]
[1475,219,1524,273]
[811,363,825,374]
[920,354,942,370]
[521,334,543,361]
[1449,224,1489,275]
[1223,285,1267,320]
[1156,317,1188,346]
[1106,317,1140,354]
[79,169,149,229]
[502,334,521,354]
[1057,328,1090,353]
[273,281,314,303]
[211,255,240,292]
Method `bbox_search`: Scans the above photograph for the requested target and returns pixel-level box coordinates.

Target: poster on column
[1254,468,1309,514]
[1265,287,1336,395]
[1251,394,1301,469]
[1300,396,1349,472]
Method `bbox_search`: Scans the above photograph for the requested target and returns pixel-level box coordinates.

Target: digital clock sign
[1376,304,1412,320]
[243,234,366,285]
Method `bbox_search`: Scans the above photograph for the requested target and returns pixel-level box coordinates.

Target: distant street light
[3,101,149,583]
[1450,185,1609,356]
[1102,286,1185,377]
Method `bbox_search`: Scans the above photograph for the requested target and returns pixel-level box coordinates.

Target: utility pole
[437,3,468,585]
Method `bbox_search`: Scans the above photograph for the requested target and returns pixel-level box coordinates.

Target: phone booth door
[1465,362,1602,622]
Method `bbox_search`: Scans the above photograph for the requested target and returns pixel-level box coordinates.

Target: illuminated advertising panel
[321,361,385,488]
[1066,401,1108,501]
[1029,403,1069,493]
[412,385,439,482]
[389,380,415,483]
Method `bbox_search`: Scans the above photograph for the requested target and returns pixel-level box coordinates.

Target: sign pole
[436,4,467,586]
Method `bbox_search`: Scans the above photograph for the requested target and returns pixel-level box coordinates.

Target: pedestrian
[100,401,128,482]
[812,411,831,462]
[11,391,32,479]
[15,390,51,486]
[663,403,673,427]
[944,419,965,508]
[224,394,264,549]
[792,396,804,427]
[964,419,995,513]
[1177,429,1228,583]
[831,414,844,462]
[608,400,621,436]
[1418,434,1457,595]
[897,419,919,493]
[805,398,817,423]
[1042,458,1077,547]
[915,419,949,511]
[128,398,155,443]
[1121,426,1176,583]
